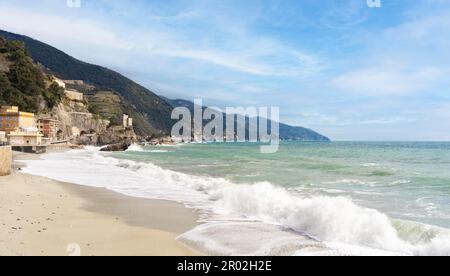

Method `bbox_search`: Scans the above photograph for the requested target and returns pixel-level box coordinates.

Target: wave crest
[22,148,450,256]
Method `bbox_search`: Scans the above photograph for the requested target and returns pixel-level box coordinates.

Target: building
[53,77,66,89]
[0,106,36,133]
[63,80,86,86]
[65,90,84,102]
[0,131,6,144]
[7,131,43,146]
[123,114,133,128]
[37,119,59,141]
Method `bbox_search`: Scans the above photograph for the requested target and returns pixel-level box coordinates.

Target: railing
[0,142,10,147]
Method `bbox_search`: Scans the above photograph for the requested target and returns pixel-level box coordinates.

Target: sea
[22,141,450,256]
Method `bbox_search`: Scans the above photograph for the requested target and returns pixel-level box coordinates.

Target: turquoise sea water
[117,142,450,229]
[23,141,450,255]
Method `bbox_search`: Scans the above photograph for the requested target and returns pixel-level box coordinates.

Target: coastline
[0,151,201,256]
[8,144,450,256]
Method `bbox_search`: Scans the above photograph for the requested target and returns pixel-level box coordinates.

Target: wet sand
[0,151,200,256]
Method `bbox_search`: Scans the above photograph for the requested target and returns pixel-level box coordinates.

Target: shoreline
[0,150,201,256]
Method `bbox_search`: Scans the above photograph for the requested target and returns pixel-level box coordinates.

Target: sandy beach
[0,151,200,256]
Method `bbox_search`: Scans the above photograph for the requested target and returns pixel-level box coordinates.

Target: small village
[0,79,135,176]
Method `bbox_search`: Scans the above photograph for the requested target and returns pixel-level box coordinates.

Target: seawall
[0,146,12,176]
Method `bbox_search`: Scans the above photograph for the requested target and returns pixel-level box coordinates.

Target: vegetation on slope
[87,91,125,125]
[0,30,173,136]
[0,30,329,141]
[0,37,64,113]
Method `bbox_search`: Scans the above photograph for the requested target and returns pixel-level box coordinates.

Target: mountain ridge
[0,29,173,137]
[0,29,330,142]
[163,98,330,142]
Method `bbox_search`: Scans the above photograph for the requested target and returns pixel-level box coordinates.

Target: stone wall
[0,146,12,176]
[50,103,110,139]
[65,90,84,102]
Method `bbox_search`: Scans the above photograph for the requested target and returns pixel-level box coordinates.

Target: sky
[0,0,450,141]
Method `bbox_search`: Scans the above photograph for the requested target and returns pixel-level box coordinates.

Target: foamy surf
[127,144,170,153]
[22,147,450,256]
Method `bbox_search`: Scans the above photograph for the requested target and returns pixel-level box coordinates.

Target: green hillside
[0,37,64,113]
[0,30,173,136]
[0,29,330,141]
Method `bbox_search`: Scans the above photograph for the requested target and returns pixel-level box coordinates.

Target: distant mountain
[0,30,173,137]
[163,98,330,141]
[0,29,330,141]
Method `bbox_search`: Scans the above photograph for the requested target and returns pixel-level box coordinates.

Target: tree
[45,82,65,108]
[0,38,65,112]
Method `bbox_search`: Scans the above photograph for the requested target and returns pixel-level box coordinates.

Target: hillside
[0,37,64,113]
[163,98,330,141]
[0,29,330,142]
[0,30,173,137]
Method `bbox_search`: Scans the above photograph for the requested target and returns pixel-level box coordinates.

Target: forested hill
[0,29,330,141]
[163,98,330,142]
[0,30,173,136]
[0,37,64,113]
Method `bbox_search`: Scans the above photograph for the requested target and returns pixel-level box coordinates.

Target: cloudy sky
[1,0,449,141]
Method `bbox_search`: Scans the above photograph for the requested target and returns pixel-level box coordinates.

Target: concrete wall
[0,131,6,143]
[0,146,12,176]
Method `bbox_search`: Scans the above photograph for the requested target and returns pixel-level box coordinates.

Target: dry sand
[0,151,200,256]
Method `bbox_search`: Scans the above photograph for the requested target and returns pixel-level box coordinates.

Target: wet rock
[100,142,131,152]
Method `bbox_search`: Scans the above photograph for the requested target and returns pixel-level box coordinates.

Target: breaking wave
[22,148,450,256]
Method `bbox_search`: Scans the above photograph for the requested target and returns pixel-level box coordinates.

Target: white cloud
[0,4,133,51]
[329,63,447,96]
[299,112,410,126]
[328,8,450,97]
[0,2,323,78]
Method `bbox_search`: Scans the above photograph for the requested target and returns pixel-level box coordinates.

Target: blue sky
[1,0,450,141]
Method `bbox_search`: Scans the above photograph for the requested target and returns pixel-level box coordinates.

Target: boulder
[100,142,131,152]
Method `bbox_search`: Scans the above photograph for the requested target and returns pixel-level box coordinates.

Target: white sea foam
[22,148,450,256]
[389,180,411,186]
[126,144,170,153]
[324,179,378,186]
[126,144,145,152]
[362,163,380,167]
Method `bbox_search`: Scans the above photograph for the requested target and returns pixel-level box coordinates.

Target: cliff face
[40,93,136,146]
[49,102,110,139]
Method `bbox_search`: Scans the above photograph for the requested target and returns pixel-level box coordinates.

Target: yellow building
[0,106,36,133]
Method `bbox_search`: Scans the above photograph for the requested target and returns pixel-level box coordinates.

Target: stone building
[123,114,133,128]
